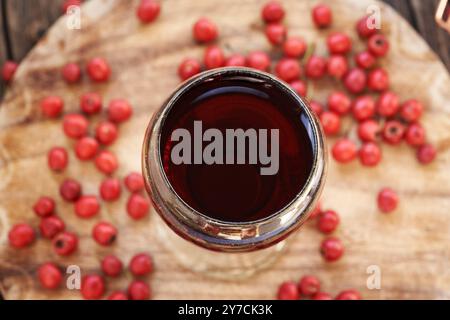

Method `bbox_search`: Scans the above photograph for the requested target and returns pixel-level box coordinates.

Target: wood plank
[0,0,449,300]
[4,0,65,60]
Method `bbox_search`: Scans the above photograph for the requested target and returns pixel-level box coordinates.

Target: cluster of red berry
[278,275,361,300]
[7,50,153,299]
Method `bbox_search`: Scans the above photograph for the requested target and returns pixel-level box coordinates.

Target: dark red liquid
[160,72,314,222]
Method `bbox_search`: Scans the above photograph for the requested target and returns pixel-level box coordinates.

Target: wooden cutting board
[0,0,449,299]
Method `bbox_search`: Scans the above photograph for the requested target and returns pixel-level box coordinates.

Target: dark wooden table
[0,0,448,97]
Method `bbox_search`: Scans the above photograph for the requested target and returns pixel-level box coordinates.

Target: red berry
[343,68,367,94]
[61,62,81,84]
[48,147,68,171]
[100,178,122,201]
[275,58,301,82]
[327,32,352,55]
[38,263,62,289]
[357,119,380,142]
[336,289,362,300]
[327,55,348,79]
[225,54,247,67]
[356,16,377,38]
[52,231,78,256]
[405,123,426,147]
[95,121,118,145]
[328,91,351,115]
[368,34,389,57]
[247,51,271,71]
[80,92,102,114]
[124,172,145,192]
[290,80,307,97]
[298,275,321,296]
[108,291,129,300]
[136,0,160,23]
[262,1,285,23]
[61,0,81,13]
[60,178,82,202]
[320,237,344,262]
[127,193,150,220]
[128,280,151,300]
[193,18,218,43]
[417,144,437,164]
[354,51,376,69]
[332,139,357,163]
[382,120,405,145]
[308,100,323,116]
[352,95,375,121]
[305,55,327,79]
[63,114,88,139]
[400,99,423,122]
[33,196,55,218]
[86,57,110,82]
[277,281,299,300]
[81,274,105,300]
[377,91,399,117]
[41,96,64,118]
[312,4,332,28]
[129,253,153,276]
[265,23,287,46]
[178,58,201,81]
[75,195,100,218]
[75,137,99,160]
[368,68,389,92]
[283,37,307,58]
[204,45,225,69]
[312,292,332,300]
[2,60,18,82]
[377,187,398,213]
[101,255,123,277]
[317,210,340,233]
[95,150,118,175]
[108,99,132,123]
[92,221,117,246]
[359,142,382,166]
[39,216,65,239]
[319,111,340,135]
[8,223,35,248]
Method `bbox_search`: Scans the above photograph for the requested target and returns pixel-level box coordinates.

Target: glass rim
[142,67,327,252]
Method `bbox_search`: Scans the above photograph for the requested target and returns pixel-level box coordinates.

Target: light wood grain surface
[0,0,449,299]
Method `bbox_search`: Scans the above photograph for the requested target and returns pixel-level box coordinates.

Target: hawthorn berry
[39,216,65,239]
[95,150,119,175]
[127,193,150,220]
[204,45,225,69]
[129,253,153,276]
[327,32,352,55]
[63,114,88,139]
[343,68,367,94]
[52,231,78,256]
[368,34,389,57]
[178,58,201,81]
[128,280,151,300]
[320,237,344,262]
[41,96,64,118]
[354,51,376,69]
[317,210,340,233]
[81,274,105,300]
[48,147,69,171]
[136,0,160,24]
[277,281,299,300]
[33,196,55,218]
[225,54,247,67]
[275,58,301,82]
[8,223,35,248]
[377,91,399,117]
[86,57,110,82]
[100,177,122,201]
[261,1,285,23]
[108,99,132,123]
[38,262,63,289]
[101,255,123,277]
[80,92,102,114]
[352,95,375,121]
[368,68,389,92]
[2,60,18,82]
[417,144,437,164]
[290,80,307,97]
[92,222,117,246]
[405,123,426,147]
[319,111,340,135]
[356,16,377,38]
[332,138,357,163]
[61,62,81,84]
[298,275,321,296]
[75,137,99,160]
[357,119,380,142]
[60,178,82,202]
[400,99,423,122]
[305,55,327,79]
[328,91,351,115]
[336,289,362,300]
[124,172,145,192]
[193,18,218,43]
[283,37,307,58]
[327,55,348,79]
[75,195,100,218]
[312,4,332,28]
[308,100,324,116]
[382,120,405,145]
[265,23,287,46]
[247,51,271,71]
[377,187,398,213]
[359,142,382,166]
[95,121,118,145]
